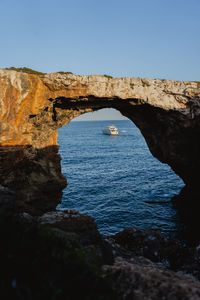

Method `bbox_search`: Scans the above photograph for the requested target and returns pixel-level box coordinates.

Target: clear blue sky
[1,0,199,120]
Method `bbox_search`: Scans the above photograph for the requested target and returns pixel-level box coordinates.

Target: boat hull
[102,126,118,135]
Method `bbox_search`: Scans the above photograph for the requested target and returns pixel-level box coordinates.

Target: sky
[0,0,200,120]
[72,108,128,121]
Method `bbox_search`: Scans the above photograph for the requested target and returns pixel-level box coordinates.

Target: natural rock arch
[0,69,200,203]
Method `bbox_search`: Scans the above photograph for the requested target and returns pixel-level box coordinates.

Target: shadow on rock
[0,211,116,300]
[172,185,200,246]
[0,145,67,215]
[0,186,63,216]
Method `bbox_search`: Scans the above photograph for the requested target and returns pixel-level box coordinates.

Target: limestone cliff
[0,68,200,195]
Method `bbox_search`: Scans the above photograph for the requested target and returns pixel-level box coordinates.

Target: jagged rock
[103,257,200,300]
[38,210,101,245]
[108,227,200,279]
[38,210,114,265]
[0,212,117,300]
[1,204,200,299]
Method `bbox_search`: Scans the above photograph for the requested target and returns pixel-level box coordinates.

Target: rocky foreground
[1,194,200,300]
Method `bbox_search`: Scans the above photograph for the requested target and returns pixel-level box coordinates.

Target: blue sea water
[57,120,184,237]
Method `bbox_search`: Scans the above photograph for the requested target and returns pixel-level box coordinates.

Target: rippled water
[57,120,184,237]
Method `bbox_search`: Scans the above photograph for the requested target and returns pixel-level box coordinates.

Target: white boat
[102,125,118,135]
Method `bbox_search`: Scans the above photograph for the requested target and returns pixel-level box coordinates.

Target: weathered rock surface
[0,210,116,300]
[2,205,200,300]
[103,227,200,298]
[103,257,200,300]
[108,227,200,279]
[38,210,102,245]
[0,68,200,195]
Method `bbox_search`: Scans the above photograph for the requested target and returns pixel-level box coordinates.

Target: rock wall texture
[0,68,200,194]
[1,208,200,300]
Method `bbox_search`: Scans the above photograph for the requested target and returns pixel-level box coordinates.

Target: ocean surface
[57,120,184,237]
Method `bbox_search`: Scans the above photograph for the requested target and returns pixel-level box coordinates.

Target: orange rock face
[0,70,48,146]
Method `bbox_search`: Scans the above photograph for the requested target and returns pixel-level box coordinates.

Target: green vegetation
[103,74,113,79]
[57,71,73,75]
[5,66,46,75]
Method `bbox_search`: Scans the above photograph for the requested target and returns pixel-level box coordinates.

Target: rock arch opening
[30,93,197,187]
[57,108,184,235]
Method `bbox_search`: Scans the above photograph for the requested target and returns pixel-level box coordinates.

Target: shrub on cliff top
[103,74,113,79]
[5,66,46,75]
[57,71,73,75]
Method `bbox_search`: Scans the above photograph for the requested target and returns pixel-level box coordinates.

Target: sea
[57,120,185,238]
